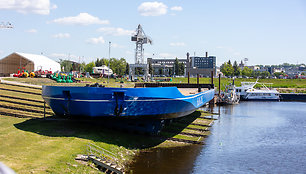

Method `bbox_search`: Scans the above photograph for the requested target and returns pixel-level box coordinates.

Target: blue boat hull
[42,86,214,119]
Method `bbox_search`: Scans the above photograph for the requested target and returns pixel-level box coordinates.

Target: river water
[129,102,306,174]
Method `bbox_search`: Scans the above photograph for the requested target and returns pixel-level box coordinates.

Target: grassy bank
[0,80,214,173]
[171,77,306,89]
[3,77,306,90]
[0,112,213,173]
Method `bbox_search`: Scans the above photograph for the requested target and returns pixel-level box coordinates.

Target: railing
[86,143,121,166]
[135,82,214,89]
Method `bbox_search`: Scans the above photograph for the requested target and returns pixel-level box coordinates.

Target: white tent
[0,52,60,76]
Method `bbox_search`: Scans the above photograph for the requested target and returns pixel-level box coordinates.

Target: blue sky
[0,0,305,66]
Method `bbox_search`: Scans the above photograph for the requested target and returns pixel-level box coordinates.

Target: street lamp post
[108,41,111,83]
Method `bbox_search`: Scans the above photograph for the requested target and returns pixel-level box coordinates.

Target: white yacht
[235,80,280,101]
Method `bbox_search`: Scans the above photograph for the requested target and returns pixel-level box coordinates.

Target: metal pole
[108,41,111,83]
[44,101,46,119]
[197,74,201,92]
[188,72,190,84]
[209,71,215,106]
[211,71,214,85]
[197,74,199,84]
[219,73,221,97]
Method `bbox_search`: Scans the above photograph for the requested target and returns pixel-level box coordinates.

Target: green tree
[109,58,127,76]
[274,72,286,78]
[220,61,234,77]
[95,58,102,67]
[169,68,173,76]
[135,67,144,75]
[125,63,129,75]
[301,72,305,76]
[233,60,241,77]
[94,58,109,67]
[159,68,163,75]
[79,62,86,73]
[251,70,261,78]
[260,71,270,78]
[149,61,153,76]
[85,62,95,73]
[59,59,72,72]
[241,67,252,77]
[174,58,179,75]
[178,62,185,75]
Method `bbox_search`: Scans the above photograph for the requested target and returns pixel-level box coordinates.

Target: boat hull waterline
[42,86,215,119]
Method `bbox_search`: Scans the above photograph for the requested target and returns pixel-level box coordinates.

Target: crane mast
[129,24,152,81]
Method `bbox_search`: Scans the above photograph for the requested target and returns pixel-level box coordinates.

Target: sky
[0,0,306,66]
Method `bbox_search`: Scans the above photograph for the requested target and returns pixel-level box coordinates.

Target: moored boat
[235,79,280,101]
[244,88,280,101]
[42,85,214,119]
[217,83,240,105]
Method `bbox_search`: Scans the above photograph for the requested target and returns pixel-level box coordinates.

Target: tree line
[59,58,129,76]
[60,57,186,77]
[221,60,270,78]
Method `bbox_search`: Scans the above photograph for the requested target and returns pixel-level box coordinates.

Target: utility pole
[108,41,111,83]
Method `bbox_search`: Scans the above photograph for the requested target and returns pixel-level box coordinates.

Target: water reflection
[193,102,306,174]
[128,145,202,174]
[129,102,306,174]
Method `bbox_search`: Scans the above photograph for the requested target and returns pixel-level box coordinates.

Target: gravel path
[0,77,42,88]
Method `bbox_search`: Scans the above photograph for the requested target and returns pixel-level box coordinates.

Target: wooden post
[219,73,221,97]
[209,71,214,105]
[211,71,214,85]
[197,74,201,92]
[197,74,199,84]
[188,72,190,84]
[44,101,46,119]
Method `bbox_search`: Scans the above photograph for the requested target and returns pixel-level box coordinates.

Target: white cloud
[111,43,125,48]
[52,13,109,25]
[159,53,173,57]
[125,51,133,55]
[52,33,70,38]
[25,29,37,33]
[138,2,167,16]
[170,42,185,46]
[97,27,133,36]
[170,6,183,11]
[49,53,78,61]
[86,36,105,44]
[0,0,57,15]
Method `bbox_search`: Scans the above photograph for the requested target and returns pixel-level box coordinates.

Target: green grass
[0,116,100,173]
[0,116,167,173]
[4,77,306,91]
[0,111,214,173]
[0,80,216,173]
[172,77,306,90]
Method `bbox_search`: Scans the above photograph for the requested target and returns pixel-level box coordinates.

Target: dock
[280,93,306,101]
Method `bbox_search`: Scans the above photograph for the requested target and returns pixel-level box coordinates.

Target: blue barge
[42,85,214,119]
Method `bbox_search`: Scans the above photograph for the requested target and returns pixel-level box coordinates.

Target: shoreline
[0,79,215,173]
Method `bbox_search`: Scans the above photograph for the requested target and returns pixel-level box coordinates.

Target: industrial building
[0,52,61,77]
[147,58,186,76]
[186,52,216,77]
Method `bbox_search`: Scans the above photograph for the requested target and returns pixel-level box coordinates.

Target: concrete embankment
[280,93,306,101]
